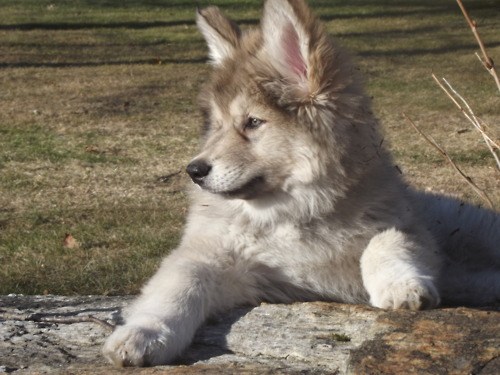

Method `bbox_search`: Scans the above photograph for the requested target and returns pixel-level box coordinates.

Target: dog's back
[414,192,500,304]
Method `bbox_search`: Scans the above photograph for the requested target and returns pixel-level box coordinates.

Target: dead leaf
[85,145,100,154]
[63,233,79,249]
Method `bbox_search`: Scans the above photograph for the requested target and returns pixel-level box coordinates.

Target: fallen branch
[0,312,115,332]
[456,0,500,93]
[402,113,494,209]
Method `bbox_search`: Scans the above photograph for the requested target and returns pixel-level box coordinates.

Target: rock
[0,295,498,374]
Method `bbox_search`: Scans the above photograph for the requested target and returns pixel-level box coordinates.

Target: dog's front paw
[370,278,440,310]
[103,323,176,367]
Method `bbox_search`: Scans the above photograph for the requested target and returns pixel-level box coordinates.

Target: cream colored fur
[103,0,499,366]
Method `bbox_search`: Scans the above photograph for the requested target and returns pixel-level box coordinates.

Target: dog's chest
[222,221,296,258]
[222,219,367,302]
[225,220,364,280]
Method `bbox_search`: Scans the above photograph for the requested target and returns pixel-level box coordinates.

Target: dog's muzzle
[186,159,212,185]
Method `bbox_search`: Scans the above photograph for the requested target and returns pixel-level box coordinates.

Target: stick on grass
[431,74,500,171]
[402,113,494,209]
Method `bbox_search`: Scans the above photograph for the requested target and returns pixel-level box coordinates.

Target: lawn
[1,0,498,295]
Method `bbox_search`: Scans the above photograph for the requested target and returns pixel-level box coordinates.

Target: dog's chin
[206,176,268,200]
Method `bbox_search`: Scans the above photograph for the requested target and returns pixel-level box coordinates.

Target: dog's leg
[360,228,441,310]
[102,248,246,366]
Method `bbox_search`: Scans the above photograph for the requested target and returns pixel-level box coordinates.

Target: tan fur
[103,0,499,367]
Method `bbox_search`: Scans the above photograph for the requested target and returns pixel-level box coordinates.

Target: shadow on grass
[0,58,208,69]
[1,2,498,31]
[0,19,258,31]
[357,41,500,57]
[3,38,500,69]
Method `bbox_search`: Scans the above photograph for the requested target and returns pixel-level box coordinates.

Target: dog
[103,0,500,366]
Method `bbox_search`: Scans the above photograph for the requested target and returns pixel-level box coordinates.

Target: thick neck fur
[192,0,397,230]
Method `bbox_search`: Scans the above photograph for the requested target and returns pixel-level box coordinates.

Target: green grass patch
[0,123,137,166]
[0,204,184,295]
[394,148,494,166]
[0,123,69,164]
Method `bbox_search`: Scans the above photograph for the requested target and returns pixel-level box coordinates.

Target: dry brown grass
[0,63,205,294]
[0,0,498,295]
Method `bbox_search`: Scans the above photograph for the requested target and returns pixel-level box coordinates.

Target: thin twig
[474,52,497,81]
[432,74,475,123]
[442,78,500,169]
[455,0,500,93]
[402,113,494,209]
[432,74,500,171]
[0,312,115,332]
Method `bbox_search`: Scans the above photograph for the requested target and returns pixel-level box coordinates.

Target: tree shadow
[2,0,497,32]
[0,57,207,69]
[357,41,500,58]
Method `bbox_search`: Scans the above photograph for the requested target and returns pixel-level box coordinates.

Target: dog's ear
[261,0,324,97]
[196,7,241,66]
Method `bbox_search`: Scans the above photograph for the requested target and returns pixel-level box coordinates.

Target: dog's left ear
[261,0,325,97]
[197,7,241,66]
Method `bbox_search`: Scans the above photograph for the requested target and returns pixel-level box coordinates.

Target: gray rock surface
[0,295,499,374]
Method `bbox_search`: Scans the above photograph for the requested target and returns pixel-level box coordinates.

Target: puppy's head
[187,0,372,201]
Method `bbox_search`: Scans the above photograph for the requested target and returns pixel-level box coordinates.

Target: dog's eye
[244,117,265,131]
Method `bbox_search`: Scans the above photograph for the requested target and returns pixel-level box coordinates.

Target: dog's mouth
[186,160,269,200]
[218,175,267,200]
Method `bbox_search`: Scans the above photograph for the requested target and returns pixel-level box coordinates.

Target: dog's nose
[186,159,212,184]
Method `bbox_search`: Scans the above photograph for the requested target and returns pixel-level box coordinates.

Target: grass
[1,0,499,295]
